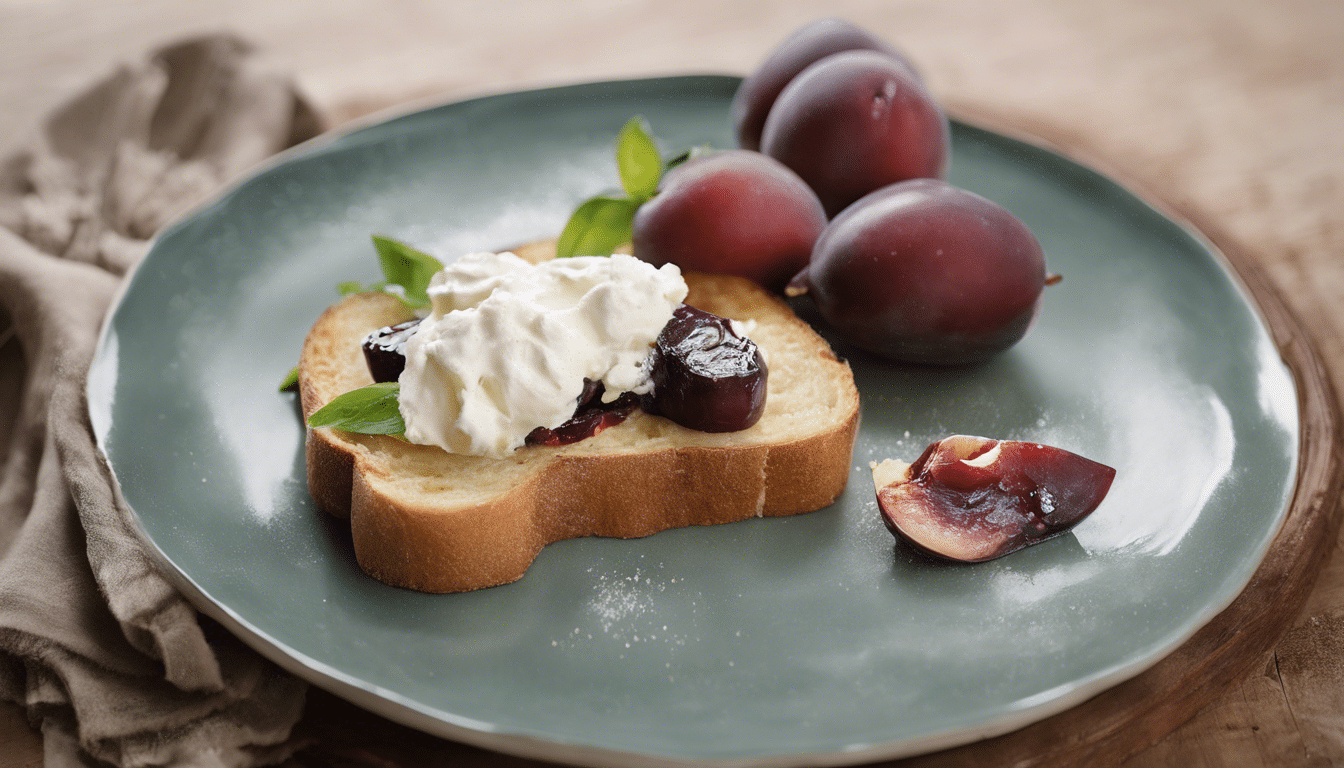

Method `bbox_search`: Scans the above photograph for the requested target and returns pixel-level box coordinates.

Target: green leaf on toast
[555,196,639,258]
[616,116,662,201]
[337,279,375,296]
[307,382,405,435]
[370,235,444,309]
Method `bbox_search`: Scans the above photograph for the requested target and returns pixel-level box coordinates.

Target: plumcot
[793,179,1047,365]
[631,150,825,292]
[731,18,919,151]
[761,50,948,217]
[872,435,1116,562]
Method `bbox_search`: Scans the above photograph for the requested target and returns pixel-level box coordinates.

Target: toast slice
[299,242,860,592]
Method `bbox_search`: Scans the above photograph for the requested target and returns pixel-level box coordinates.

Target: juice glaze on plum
[874,436,1116,562]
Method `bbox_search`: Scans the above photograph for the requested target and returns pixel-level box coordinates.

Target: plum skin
[800,179,1047,365]
[642,305,767,433]
[760,49,949,218]
[731,18,919,151]
[873,436,1117,563]
[631,150,826,292]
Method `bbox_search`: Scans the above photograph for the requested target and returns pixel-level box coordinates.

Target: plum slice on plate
[872,435,1115,562]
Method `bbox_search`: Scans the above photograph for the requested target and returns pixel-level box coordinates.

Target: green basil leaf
[306,382,405,435]
[555,196,639,258]
[278,366,299,392]
[371,235,444,309]
[616,116,662,201]
[335,279,391,299]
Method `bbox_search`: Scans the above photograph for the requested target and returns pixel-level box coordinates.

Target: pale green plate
[88,76,1298,767]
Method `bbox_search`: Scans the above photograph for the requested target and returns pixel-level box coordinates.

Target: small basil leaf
[337,280,393,299]
[306,382,405,435]
[371,235,444,309]
[616,116,662,201]
[278,366,299,392]
[555,196,639,258]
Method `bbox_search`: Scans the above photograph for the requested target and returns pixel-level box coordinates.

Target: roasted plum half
[643,304,767,433]
[872,435,1115,562]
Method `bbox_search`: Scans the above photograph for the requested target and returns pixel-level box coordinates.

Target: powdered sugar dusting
[547,561,702,670]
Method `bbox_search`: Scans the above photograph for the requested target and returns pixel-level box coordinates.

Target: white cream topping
[398,251,688,458]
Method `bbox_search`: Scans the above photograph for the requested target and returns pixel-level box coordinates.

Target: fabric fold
[0,34,323,767]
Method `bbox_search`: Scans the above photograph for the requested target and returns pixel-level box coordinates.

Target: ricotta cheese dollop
[398,251,688,458]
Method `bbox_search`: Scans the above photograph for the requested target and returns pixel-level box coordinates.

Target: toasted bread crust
[300,252,860,592]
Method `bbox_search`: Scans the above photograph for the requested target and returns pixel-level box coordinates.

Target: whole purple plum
[793,179,1047,364]
[732,18,919,151]
[631,150,826,292]
[761,50,949,217]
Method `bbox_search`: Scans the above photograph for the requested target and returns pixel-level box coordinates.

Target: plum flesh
[872,435,1116,562]
[362,318,421,383]
[642,304,767,433]
[526,381,639,447]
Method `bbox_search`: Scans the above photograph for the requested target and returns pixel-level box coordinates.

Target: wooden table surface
[2,1,1342,766]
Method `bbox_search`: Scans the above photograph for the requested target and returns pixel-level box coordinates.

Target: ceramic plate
[88,76,1298,767]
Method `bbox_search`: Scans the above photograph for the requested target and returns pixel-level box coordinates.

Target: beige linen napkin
[0,35,321,767]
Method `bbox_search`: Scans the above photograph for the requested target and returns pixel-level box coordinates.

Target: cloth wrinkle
[0,33,321,767]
